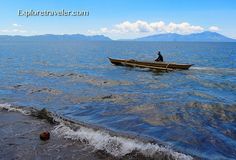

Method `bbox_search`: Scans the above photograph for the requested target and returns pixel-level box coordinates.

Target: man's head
[157,51,160,55]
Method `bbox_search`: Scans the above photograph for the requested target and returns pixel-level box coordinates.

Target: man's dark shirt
[155,54,163,62]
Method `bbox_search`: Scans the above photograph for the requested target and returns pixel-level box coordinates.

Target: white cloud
[0,29,9,33]
[165,22,204,34]
[0,29,27,34]
[12,23,22,27]
[115,20,153,33]
[150,21,165,31]
[209,26,220,32]
[12,29,27,33]
[88,20,205,35]
[0,23,28,35]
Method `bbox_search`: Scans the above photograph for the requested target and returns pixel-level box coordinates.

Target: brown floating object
[40,131,50,141]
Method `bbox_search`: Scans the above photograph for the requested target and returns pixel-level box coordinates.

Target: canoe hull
[108,58,193,70]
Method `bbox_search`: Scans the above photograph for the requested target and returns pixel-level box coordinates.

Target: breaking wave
[0,103,193,160]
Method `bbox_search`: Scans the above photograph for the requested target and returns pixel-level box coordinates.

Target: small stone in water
[40,131,50,141]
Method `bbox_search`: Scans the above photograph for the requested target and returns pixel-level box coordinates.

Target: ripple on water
[19,70,133,87]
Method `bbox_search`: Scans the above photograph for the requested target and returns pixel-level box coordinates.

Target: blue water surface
[0,41,236,159]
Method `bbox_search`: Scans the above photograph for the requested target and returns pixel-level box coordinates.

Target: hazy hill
[135,31,236,42]
[0,34,112,41]
[1,31,235,42]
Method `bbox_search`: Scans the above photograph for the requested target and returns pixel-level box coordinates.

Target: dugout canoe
[108,58,193,71]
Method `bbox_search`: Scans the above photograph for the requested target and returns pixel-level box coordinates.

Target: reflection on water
[0,41,236,159]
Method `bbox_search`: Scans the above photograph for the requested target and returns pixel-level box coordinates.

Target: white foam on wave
[191,66,236,73]
[0,103,193,160]
[52,123,193,160]
[190,66,215,70]
[0,103,31,115]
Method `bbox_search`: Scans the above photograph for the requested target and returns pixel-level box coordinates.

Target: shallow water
[0,109,117,160]
[0,41,236,159]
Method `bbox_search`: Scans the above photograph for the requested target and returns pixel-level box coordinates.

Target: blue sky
[0,0,235,39]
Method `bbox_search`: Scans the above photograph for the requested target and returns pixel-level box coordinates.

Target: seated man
[155,51,163,62]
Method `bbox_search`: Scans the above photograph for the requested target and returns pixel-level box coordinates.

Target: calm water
[0,41,236,159]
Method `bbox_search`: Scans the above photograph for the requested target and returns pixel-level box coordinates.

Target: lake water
[0,41,236,159]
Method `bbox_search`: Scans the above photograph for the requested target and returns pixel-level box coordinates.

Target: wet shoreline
[0,110,104,160]
[0,104,193,160]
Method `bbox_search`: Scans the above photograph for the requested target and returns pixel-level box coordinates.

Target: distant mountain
[1,31,235,42]
[0,34,112,41]
[135,31,236,42]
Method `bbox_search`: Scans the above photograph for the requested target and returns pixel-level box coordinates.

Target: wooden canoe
[108,58,193,71]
